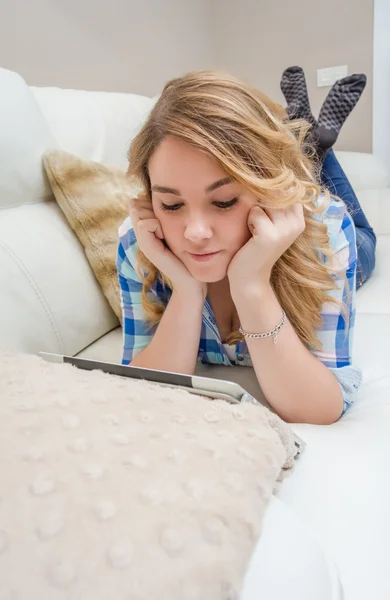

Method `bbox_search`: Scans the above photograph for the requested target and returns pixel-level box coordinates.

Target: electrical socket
[317,65,348,88]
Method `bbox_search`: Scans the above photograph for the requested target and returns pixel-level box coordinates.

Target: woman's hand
[227,202,305,295]
[129,196,207,298]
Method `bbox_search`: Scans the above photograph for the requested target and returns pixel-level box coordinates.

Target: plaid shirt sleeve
[116,217,157,365]
[311,196,363,414]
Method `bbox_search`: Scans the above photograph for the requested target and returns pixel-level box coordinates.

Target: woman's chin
[180,252,230,282]
[188,266,228,283]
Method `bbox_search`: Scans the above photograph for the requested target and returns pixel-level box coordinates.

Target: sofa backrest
[30,85,156,171]
[0,68,153,355]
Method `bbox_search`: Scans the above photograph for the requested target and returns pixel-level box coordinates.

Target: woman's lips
[188,251,220,262]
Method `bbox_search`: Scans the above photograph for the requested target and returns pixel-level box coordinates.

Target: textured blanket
[0,351,295,599]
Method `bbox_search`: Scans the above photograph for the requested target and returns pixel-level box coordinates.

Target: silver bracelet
[238,310,286,344]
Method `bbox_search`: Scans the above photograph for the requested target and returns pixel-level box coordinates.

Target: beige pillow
[43,149,137,323]
[0,350,295,598]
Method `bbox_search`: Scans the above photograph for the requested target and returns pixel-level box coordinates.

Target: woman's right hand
[129,196,207,299]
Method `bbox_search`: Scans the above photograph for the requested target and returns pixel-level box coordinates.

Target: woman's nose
[184,215,213,241]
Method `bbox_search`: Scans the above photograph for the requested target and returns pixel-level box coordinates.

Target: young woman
[116,70,374,425]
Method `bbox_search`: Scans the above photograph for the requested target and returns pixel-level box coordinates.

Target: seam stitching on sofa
[0,197,54,210]
[0,239,65,352]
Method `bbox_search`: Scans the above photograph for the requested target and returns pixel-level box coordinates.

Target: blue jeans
[320,149,377,288]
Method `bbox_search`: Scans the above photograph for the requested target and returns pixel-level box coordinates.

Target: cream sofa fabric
[0,67,389,600]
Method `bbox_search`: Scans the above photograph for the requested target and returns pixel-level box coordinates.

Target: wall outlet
[317,65,348,88]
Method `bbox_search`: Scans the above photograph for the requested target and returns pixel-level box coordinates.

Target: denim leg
[320,149,377,287]
[355,228,377,289]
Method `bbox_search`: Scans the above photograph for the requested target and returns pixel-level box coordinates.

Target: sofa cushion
[279,362,390,600]
[0,200,119,356]
[0,68,59,208]
[31,86,155,170]
[335,151,390,191]
[0,350,295,600]
[0,76,121,356]
[43,150,137,322]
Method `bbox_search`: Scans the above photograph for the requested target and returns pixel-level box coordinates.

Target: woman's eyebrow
[205,177,232,193]
[151,177,232,196]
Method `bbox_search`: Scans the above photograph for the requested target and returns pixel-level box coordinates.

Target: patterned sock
[280,66,317,128]
[315,74,367,154]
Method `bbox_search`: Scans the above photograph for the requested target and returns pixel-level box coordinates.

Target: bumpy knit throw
[0,351,296,599]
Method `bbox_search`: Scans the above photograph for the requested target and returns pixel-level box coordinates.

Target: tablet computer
[39,352,306,458]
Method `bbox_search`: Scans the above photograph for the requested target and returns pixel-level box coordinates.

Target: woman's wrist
[233,284,283,339]
[230,279,272,306]
[172,281,207,304]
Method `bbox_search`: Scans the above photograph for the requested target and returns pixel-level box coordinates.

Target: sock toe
[316,72,367,152]
[337,74,367,93]
[280,65,317,127]
[282,66,304,77]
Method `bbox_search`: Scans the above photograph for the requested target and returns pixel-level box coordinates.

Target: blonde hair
[127,70,352,351]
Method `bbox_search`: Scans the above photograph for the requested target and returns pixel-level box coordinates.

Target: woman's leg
[280,66,377,288]
[320,149,377,287]
[354,228,377,288]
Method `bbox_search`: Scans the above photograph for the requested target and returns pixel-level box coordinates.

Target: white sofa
[0,67,389,600]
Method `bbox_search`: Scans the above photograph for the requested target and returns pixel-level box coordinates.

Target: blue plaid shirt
[116,195,362,415]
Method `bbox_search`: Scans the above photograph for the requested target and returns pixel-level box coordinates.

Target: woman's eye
[160,197,239,212]
[160,203,183,212]
[214,197,239,210]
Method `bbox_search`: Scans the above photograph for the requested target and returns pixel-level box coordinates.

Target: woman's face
[148,136,257,283]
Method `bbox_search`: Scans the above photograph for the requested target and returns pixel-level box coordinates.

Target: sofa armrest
[334,151,390,235]
[335,151,390,191]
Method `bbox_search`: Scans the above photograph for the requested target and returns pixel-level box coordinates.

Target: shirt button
[237,356,244,361]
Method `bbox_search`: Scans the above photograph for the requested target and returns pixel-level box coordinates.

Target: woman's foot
[280,68,367,162]
[280,66,317,127]
[315,74,367,155]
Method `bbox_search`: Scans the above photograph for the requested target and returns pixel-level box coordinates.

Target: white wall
[0,0,375,153]
[0,0,215,97]
[213,0,374,153]
[373,0,390,168]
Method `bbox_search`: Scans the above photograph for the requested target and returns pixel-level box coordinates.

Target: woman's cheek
[154,211,169,237]
[158,218,180,250]
[231,207,252,246]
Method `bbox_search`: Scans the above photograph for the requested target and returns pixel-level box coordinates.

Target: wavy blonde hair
[127,70,352,351]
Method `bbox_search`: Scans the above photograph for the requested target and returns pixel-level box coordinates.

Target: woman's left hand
[227,202,305,293]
